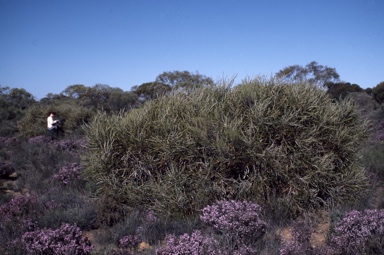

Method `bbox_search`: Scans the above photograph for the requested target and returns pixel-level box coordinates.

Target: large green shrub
[83,78,368,219]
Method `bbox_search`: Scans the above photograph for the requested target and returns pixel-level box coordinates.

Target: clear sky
[1,0,383,99]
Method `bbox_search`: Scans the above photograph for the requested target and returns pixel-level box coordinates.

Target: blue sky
[1,0,383,99]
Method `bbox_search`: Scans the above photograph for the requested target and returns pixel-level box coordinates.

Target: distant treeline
[1,64,383,137]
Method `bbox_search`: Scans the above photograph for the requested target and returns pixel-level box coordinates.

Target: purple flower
[0,193,39,225]
[279,221,314,255]
[157,230,221,255]
[0,136,18,146]
[330,209,384,254]
[28,135,49,144]
[144,210,158,224]
[118,235,141,249]
[21,223,93,254]
[200,200,266,240]
[54,138,87,152]
[52,163,83,185]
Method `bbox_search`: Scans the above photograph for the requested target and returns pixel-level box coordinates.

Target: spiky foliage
[83,78,368,219]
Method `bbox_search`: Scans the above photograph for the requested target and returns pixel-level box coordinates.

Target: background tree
[40,93,69,102]
[16,83,139,138]
[80,84,114,110]
[17,101,94,138]
[6,88,35,110]
[276,61,340,87]
[107,89,139,112]
[61,84,88,99]
[372,81,384,103]
[0,86,36,136]
[131,71,214,103]
[364,87,373,96]
[326,82,363,100]
[60,84,139,113]
[131,82,171,102]
[155,70,214,92]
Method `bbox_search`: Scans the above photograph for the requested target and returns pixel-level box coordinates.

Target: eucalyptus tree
[326,82,363,100]
[61,84,139,113]
[155,70,214,92]
[131,82,171,101]
[132,71,214,103]
[0,86,36,135]
[372,81,384,103]
[276,61,340,87]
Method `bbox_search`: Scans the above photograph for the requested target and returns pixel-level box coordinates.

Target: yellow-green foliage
[83,78,368,219]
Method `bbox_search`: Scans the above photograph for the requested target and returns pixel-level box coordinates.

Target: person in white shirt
[47,112,57,140]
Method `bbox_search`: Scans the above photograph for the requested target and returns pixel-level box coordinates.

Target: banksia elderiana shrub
[83,78,368,218]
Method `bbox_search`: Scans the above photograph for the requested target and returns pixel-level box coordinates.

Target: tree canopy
[372,81,384,103]
[131,70,215,101]
[276,61,340,87]
[58,84,139,113]
[326,82,363,100]
[0,86,36,135]
[155,70,214,92]
[131,82,171,101]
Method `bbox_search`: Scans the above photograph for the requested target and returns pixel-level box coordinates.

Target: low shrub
[28,135,50,144]
[0,193,40,228]
[119,234,142,249]
[157,230,221,255]
[94,195,130,227]
[140,213,201,246]
[0,136,19,147]
[36,188,97,231]
[9,141,67,191]
[8,135,85,194]
[201,200,266,245]
[0,162,15,179]
[279,220,332,255]
[21,223,93,255]
[157,200,265,254]
[361,143,384,185]
[0,193,41,254]
[106,234,143,255]
[360,143,384,210]
[330,209,384,254]
[54,137,87,152]
[52,162,84,186]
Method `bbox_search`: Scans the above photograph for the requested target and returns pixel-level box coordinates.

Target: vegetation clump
[83,77,368,219]
[330,209,384,254]
[17,102,93,138]
[21,223,93,255]
[158,200,265,254]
